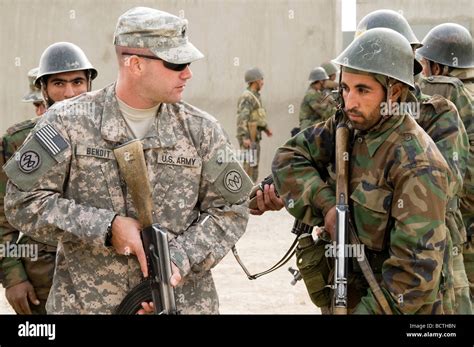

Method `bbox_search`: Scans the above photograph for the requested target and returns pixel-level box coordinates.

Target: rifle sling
[349,225,393,315]
[232,237,298,280]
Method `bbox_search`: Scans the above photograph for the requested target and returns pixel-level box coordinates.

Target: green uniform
[236,87,269,182]
[272,112,450,314]
[419,75,474,311]
[299,87,336,130]
[413,90,471,313]
[0,117,56,314]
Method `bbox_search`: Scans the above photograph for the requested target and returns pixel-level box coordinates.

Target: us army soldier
[4,7,252,314]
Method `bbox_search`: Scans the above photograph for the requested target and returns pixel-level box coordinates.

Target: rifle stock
[333,122,350,315]
[113,139,177,315]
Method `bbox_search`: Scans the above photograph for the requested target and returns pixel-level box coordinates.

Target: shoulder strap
[243,90,262,108]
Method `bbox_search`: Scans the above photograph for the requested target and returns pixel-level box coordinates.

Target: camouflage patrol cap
[114,7,204,64]
[333,28,415,88]
[245,67,264,83]
[320,62,338,76]
[22,67,43,103]
[308,67,329,84]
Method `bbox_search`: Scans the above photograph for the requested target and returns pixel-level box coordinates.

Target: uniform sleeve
[236,95,253,144]
[308,92,336,123]
[271,117,337,225]
[0,135,28,288]
[4,115,117,247]
[169,122,252,277]
[354,164,448,314]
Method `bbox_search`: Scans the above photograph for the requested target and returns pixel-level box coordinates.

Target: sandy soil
[0,209,318,315]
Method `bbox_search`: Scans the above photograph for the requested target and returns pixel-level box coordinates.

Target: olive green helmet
[308,67,329,84]
[356,9,422,48]
[21,67,43,103]
[320,62,339,76]
[417,23,474,69]
[244,67,264,83]
[35,42,98,88]
[333,28,415,88]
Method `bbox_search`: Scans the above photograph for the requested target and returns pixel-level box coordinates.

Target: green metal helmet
[333,28,415,88]
[308,67,329,84]
[245,67,264,83]
[21,67,44,103]
[320,62,338,76]
[35,42,98,87]
[417,23,474,69]
[356,9,422,48]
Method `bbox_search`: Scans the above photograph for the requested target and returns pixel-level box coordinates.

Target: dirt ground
[0,209,318,315]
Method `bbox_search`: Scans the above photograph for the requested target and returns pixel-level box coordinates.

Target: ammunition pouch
[250,107,267,128]
[296,234,332,308]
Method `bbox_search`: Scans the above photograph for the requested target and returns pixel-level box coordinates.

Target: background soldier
[321,61,339,93]
[4,7,252,314]
[299,67,336,130]
[356,9,472,314]
[416,23,474,311]
[236,67,272,182]
[0,43,97,314]
[273,28,450,314]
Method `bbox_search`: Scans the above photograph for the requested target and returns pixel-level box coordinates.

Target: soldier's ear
[388,82,403,103]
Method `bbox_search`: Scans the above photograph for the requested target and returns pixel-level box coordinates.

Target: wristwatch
[105,214,118,247]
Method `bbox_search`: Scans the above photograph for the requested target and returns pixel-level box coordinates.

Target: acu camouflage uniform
[0,117,55,315]
[298,87,336,130]
[272,111,450,314]
[412,89,471,313]
[4,84,252,314]
[236,88,269,182]
[419,75,474,310]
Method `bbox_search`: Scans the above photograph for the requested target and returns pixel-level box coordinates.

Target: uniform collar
[100,84,177,149]
[358,113,405,157]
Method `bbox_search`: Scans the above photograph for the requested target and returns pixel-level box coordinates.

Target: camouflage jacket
[413,91,469,245]
[272,112,449,314]
[450,68,474,98]
[236,88,268,145]
[4,83,252,314]
[0,117,56,288]
[298,87,336,130]
[419,75,474,236]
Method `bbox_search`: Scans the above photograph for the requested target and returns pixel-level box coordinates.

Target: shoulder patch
[6,117,39,136]
[202,146,252,204]
[3,124,69,191]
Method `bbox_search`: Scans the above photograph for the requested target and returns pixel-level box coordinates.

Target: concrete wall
[0,0,342,181]
[357,0,474,40]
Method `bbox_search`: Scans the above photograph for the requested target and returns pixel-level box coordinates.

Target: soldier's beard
[345,107,383,131]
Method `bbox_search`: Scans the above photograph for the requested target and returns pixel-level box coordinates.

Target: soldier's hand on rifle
[5,280,40,314]
[250,184,284,215]
[243,138,252,148]
[264,128,273,137]
[322,205,337,241]
[110,216,148,278]
[136,262,182,315]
